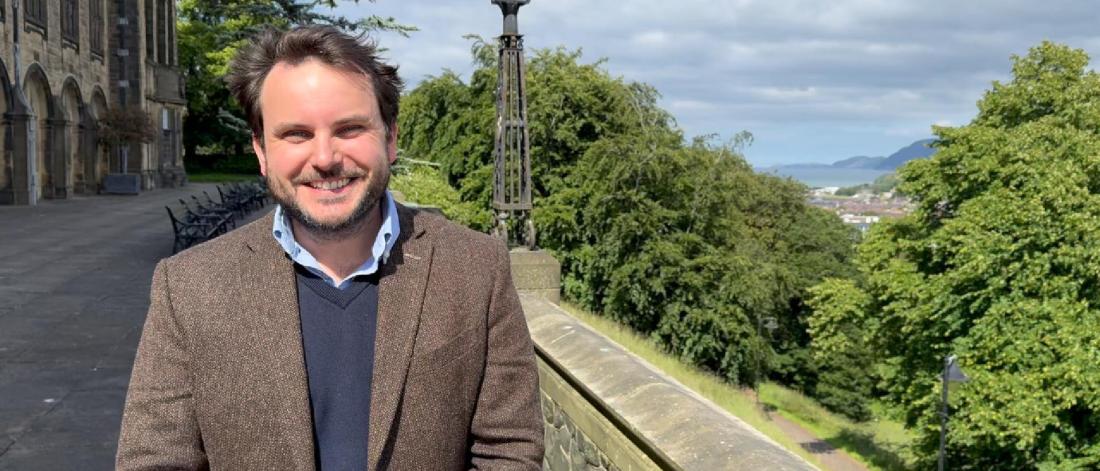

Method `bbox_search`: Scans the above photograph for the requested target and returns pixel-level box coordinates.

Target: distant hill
[876,138,936,170]
[756,138,938,188]
[762,138,937,172]
[832,155,887,169]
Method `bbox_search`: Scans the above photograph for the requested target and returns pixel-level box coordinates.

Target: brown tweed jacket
[117,205,543,470]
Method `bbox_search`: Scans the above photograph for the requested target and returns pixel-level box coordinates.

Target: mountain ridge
[761,138,936,172]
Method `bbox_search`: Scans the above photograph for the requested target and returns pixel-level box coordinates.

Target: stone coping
[521,293,818,470]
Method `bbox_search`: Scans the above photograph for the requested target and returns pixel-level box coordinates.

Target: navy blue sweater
[296,267,379,471]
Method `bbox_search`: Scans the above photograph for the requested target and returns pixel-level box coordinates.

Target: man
[117,25,543,470]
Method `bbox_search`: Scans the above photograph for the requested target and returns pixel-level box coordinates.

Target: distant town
[757,138,935,233]
[807,186,913,233]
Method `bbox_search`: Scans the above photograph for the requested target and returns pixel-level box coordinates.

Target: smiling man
[116,25,543,470]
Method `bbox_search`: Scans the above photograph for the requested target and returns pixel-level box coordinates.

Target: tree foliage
[390,160,492,231]
[400,40,669,204]
[808,42,1100,468]
[401,45,858,391]
[836,172,900,196]
[98,105,158,145]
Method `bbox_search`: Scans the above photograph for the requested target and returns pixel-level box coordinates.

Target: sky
[327,0,1100,167]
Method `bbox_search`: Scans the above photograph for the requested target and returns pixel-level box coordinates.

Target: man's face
[252,58,397,238]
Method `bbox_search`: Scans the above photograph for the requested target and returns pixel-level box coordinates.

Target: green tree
[808,42,1100,468]
[399,42,675,205]
[836,172,900,196]
[401,43,857,392]
[539,131,856,386]
[178,0,414,158]
[390,160,492,231]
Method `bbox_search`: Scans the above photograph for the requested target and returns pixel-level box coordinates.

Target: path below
[744,389,869,471]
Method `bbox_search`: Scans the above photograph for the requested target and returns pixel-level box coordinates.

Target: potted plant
[98,105,156,194]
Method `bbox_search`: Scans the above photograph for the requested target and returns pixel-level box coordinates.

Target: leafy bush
[390,164,492,232]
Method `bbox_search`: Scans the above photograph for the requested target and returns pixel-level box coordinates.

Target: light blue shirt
[272,190,401,290]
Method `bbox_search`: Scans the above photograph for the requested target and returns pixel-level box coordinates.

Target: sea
[755,166,893,189]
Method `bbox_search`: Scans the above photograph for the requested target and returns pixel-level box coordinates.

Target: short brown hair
[225,25,404,139]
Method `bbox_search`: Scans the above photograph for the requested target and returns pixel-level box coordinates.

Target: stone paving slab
[0,185,270,470]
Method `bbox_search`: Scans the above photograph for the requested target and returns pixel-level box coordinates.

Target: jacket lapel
[241,213,316,470]
[368,206,433,470]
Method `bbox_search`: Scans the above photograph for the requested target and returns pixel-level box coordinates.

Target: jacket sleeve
[116,259,209,470]
[468,242,545,470]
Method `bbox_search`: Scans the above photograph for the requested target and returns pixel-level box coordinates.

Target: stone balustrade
[521,293,817,471]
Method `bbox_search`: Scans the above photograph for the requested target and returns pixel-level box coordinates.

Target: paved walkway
[0,184,269,470]
[768,409,868,471]
[742,389,869,471]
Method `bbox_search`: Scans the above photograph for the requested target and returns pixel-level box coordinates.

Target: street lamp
[939,354,969,471]
[490,0,535,248]
[755,316,778,404]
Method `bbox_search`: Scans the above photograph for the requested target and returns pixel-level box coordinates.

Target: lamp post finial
[491,0,530,36]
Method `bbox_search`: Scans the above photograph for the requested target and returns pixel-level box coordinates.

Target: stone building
[0,0,185,205]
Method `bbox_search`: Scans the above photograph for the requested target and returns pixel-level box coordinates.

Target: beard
[269,165,390,242]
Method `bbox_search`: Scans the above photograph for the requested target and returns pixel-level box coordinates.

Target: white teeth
[309,178,351,190]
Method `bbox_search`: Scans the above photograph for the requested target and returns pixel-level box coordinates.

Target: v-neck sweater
[295,266,379,470]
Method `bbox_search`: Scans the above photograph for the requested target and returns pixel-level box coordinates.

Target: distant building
[0,0,184,205]
[841,213,880,233]
[810,186,839,197]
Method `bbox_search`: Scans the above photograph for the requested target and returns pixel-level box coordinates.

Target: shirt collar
[271,190,401,289]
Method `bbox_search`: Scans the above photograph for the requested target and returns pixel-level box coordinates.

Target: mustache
[292,170,368,184]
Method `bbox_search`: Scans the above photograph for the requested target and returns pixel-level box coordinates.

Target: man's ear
[252,134,267,176]
[386,124,399,165]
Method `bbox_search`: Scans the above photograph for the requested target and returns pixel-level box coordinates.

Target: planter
[103,174,141,195]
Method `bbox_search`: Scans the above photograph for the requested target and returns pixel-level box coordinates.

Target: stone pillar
[79,107,98,194]
[510,249,561,304]
[48,112,72,199]
[6,87,36,205]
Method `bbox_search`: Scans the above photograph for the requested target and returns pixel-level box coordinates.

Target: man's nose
[311,137,341,170]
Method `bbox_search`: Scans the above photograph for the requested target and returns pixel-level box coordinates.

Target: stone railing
[521,293,817,471]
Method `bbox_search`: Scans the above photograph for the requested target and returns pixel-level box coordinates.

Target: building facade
[0,0,184,205]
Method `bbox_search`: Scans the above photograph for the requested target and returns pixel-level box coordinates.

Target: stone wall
[521,293,818,471]
[541,388,622,471]
[0,0,111,103]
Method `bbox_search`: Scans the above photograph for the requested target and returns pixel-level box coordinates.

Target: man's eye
[283,130,311,140]
[337,126,364,137]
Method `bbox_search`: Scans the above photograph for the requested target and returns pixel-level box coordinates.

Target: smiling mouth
[306,177,355,191]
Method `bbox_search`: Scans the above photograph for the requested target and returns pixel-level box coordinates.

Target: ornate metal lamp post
[755,316,778,404]
[491,0,535,248]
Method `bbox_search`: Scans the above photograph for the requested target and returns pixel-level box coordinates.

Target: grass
[760,384,915,470]
[558,301,915,471]
[187,172,258,183]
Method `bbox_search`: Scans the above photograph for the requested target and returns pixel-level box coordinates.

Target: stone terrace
[0,184,265,469]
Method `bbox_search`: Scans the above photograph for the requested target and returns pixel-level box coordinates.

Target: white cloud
[632,31,670,47]
[668,99,719,112]
[749,86,819,101]
[331,0,1100,164]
